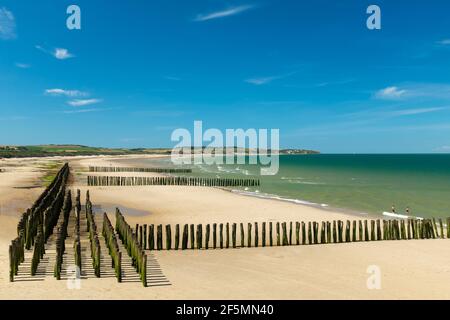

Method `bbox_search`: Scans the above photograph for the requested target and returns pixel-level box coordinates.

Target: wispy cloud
[45,88,88,98]
[245,72,297,86]
[0,7,16,40]
[374,83,450,101]
[437,39,450,45]
[164,76,181,81]
[15,63,31,69]
[375,86,408,100]
[194,5,255,22]
[0,116,27,121]
[433,145,450,153]
[67,99,102,107]
[63,108,109,114]
[384,107,447,117]
[36,45,75,60]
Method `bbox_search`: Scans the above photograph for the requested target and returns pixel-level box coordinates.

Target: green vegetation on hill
[0,144,319,159]
[0,145,172,158]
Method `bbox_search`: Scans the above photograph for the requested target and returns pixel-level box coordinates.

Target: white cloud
[63,108,102,114]
[375,86,408,100]
[36,45,75,60]
[384,107,447,117]
[0,7,16,40]
[45,88,88,97]
[15,63,30,69]
[437,39,450,45]
[54,48,74,60]
[164,76,182,81]
[194,5,255,22]
[245,76,280,85]
[375,83,450,101]
[67,99,102,107]
[245,71,297,86]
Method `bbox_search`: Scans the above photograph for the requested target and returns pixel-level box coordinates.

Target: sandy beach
[1,155,450,299]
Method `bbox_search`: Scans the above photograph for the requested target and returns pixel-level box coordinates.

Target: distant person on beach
[406,207,410,215]
[391,205,396,213]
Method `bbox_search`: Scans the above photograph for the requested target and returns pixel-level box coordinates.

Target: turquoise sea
[132,154,450,219]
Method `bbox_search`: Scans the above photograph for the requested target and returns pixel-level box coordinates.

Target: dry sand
[1,155,450,299]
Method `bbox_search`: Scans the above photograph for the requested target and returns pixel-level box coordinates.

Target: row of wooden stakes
[54,190,72,280]
[88,166,192,173]
[102,212,122,282]
[115,209,147,287]
[87,175,260,187]
[133,218,450,251]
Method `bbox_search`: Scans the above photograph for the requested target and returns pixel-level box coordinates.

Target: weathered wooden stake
[213,223,217,249]
[205,224,210,249]
[157,225,163,250]
[240,223,245,247]
[190,224,195,249]
[308,222,312,245]
[282,222,288,246]
[301,222,306,245]
[219,223,224,249]
[296,222,300,245]
[364,220,369,241]
[276,222,280,246]
[196,224,202,249]
[165,225,172,250]
[232,223,237,248]
[149,224,155,250]
[254,222,259,247]
[333,221,337,243]
[182,224,188,250]
[262,222,266,247]
[370,220,376,241]
[225,223,230,249]
[269,222,273,247]
[289,222,293,245]
[248,223,252,248]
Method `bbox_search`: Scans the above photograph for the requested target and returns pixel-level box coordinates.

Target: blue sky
[1,0,450,153]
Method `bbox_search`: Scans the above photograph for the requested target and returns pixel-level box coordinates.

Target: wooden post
[400,220,407,240]
[213,223,217,249]
[370,220,376,241]
[364,220,369,241]
[289,222,293,245]
[376,220,381,241]
[175,224,180,250]
[225,223,230,249]
[277,222,281,246]
[327,222,331,243]
[333,221,337,243]
[296,222,300,245]
[240,223,245,248]
[143,224,147,250]
[345,221,351,242]
[313,222,319,244]
[321,222,326,244]
[269,222,273,247]
[200,224,208,249]
[282,222,288,246]
[358,220,363,242]
[148,224,155,250]
[308,222,312,245]
[219,223,224,249]
[352,221,357,242]
[301,222,306,245]
[157,225,163,250]
[232,223,237,248]
[165,225,172,250]
[182,224,188,250]
[262,222,266,247]
[190,224,195,249]
[247,223,252,248]
[255,222,259,247]
[196,224,202,249]
[439,218,444,239]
